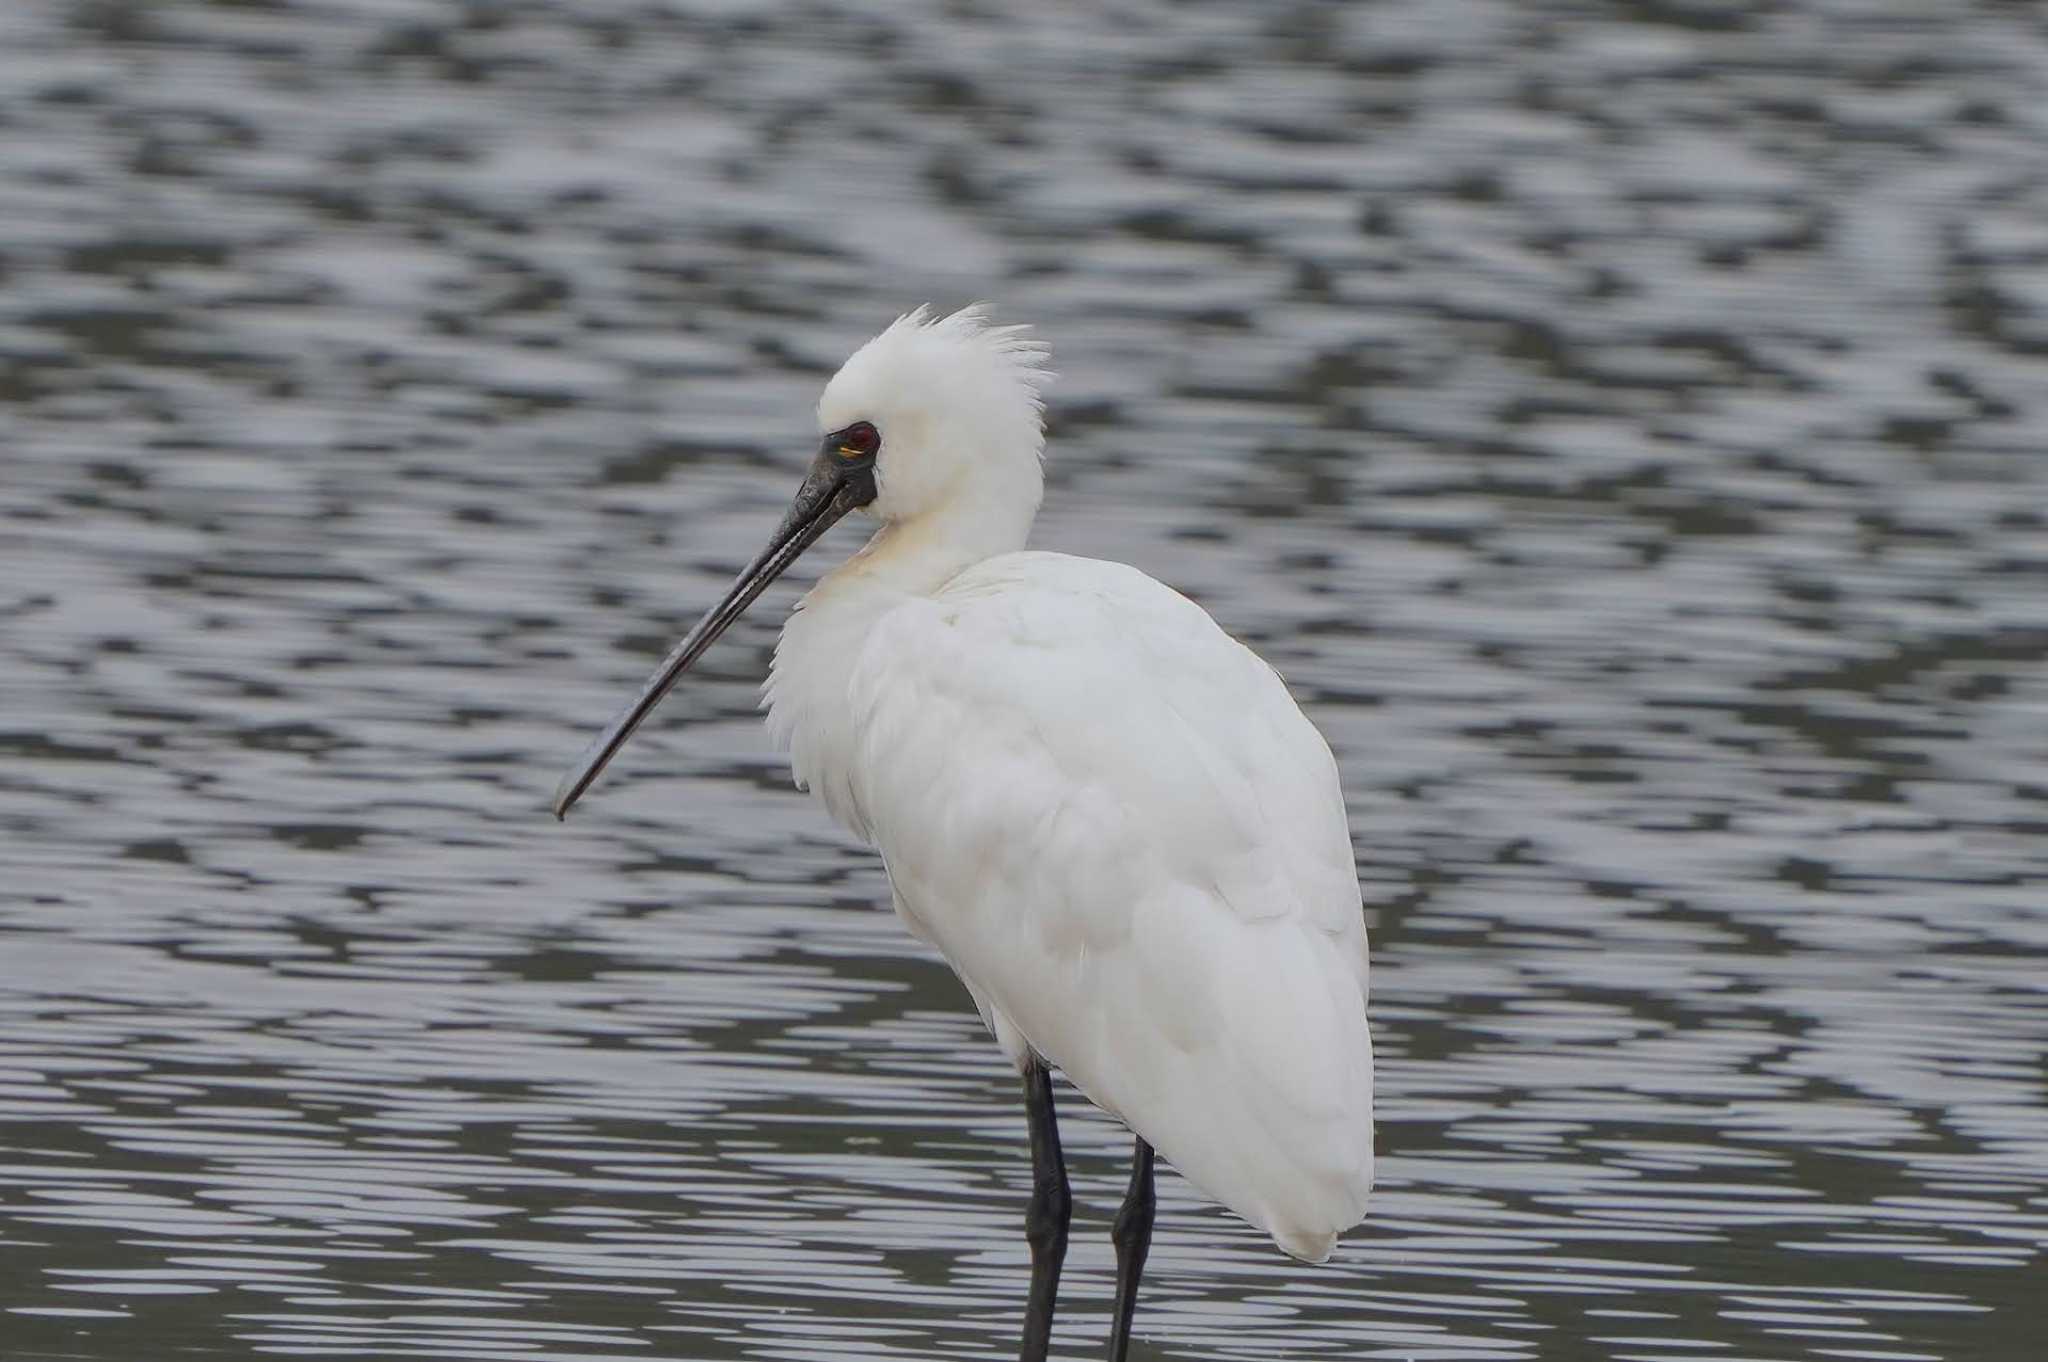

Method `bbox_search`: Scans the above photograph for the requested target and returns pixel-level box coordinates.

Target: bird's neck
[766,495,1034,837]
[836,494,1033,596]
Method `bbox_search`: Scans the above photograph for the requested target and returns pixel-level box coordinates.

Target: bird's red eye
[836,422,880,459]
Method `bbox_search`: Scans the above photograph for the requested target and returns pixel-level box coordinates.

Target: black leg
[1020,1056,1071,1362]
[1108,1136,1156,1362]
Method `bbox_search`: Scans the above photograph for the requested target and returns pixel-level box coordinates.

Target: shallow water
[3,1,2045,1358]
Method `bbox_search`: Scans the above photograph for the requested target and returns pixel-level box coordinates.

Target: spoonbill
[554,306,1373,1360]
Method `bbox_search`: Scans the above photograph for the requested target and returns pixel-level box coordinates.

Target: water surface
[3,1,2045,1358]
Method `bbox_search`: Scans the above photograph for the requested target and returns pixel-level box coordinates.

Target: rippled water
[4,1,2046,1358]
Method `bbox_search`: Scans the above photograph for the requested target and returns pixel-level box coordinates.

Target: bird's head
[552,305,1052,818]
[815,303,1052,526]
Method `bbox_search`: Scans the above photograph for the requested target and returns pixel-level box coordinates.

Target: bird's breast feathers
[847,552,1360,942]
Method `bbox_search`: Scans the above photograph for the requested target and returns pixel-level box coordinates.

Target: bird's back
[841,551,1372,1260]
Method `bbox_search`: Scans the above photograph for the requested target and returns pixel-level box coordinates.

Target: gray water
[3,1,2045,1358]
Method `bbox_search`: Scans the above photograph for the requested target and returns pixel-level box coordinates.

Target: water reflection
[4,0,2045,1358]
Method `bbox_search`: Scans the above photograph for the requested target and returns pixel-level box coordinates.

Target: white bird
[554,306,1373,1361]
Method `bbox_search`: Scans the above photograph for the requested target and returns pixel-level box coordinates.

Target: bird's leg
[1107,1136,1156,1362]
[1019,1055,1071,1362]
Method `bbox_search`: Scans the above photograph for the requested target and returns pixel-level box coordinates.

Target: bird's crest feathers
[877,302,1054,410]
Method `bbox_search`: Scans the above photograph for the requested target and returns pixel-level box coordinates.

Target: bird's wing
[846,551,1371,1257]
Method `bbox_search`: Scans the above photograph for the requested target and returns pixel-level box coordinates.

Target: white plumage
[767,308,1372,1260]
[554,306,1373,1353]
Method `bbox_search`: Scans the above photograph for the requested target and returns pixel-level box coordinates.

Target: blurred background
[2,1,2045,1358]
